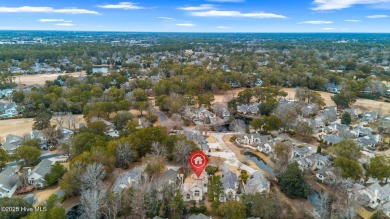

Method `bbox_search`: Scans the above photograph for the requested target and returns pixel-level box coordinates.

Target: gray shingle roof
[188,213,209,219]
[222,171,238,190]
[244,171,270,194]
[32,159,53,177]
[0,166,18,191]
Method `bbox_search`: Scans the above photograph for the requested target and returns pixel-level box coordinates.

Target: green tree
[341,112,352,125]
[33,112,52,130]
[262,115,282,133]
[250,118,263,132]
[277,162,312,198]
[13,146,41,166]
[71,132,106,155]
[334,157,363,180]
[198,92,215,108]
[208,175,223,209]
[367,155,390,183]
[259,99,278,116]
[330,139,361,160]
[87,121,109,136]
[331,91,357,108]
[21,138,41,149]
[44,162,67,186]
[0,148,9,170]
[217,201,247,219]
[239,170,249,183]
[0,197,32,219]
[112,111,133,132]
[237,89,253,104]
[168,190,186,219]
[205,165,218,175]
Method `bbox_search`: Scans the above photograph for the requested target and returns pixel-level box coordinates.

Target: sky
[1,0,390,32]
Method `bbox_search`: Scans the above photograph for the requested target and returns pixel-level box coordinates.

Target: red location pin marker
[189,151,208,178]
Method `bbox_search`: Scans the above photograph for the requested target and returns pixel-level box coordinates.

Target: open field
[15,71,85,86]
[0,115,84,139]
[213,87,390,115]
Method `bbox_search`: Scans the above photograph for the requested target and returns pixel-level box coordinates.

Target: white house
[181,172,208,203]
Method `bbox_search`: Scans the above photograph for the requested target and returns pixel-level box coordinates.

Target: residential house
[353,126,373,137]
[57,127,74,142]
[325,123,349,134]
[1,134,23,154]
[377,115,390,134]
[305,154,332,170]
[30,130,48,150]
[316,167,336,184]
[383,201,390,217]
[188,213,209,219]
[355,183,390,209]
[237,102,260,115]
[175,130,209,155]
[0,89,13,99]
[361,112,378,123]
[343,108,359,119]
[0,166,19,198]
[90,117,119,137]
[220,171,239,202]
[291,146,313,159]
[150,169,178,192]
[112,166,145,192]
[181,172,208,203]
[0,102,18,117]
[254,79,263,87]
[243,171,270,194]
[236,134,272,147]
[28,159,54,188]
[258,138,282,154]
[357,135,382,150]
[322,134,343,145]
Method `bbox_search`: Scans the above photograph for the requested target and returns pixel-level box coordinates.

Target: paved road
[155,110,168,123]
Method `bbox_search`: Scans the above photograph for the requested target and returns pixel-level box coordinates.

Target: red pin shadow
[189,151,208,177]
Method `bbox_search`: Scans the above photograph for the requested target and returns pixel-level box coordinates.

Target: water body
[244,152,275,175]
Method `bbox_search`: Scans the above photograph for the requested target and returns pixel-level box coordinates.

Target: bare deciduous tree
[80,184,105,219]
[173,140,193,172]
[81,163,106,190]
[151,142,167,157]
[115,142,137,169]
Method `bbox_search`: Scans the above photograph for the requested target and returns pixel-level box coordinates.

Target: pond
[244,152,275,175]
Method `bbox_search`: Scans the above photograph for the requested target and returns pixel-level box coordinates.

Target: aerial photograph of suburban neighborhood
[1,1,390,219]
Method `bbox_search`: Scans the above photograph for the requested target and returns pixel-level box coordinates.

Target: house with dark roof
[0,166,19,198]
[357,135,382,150]
[0,102,18,117]
[220,171,239,202]
[237,102,260,115]
[243,171,270,194]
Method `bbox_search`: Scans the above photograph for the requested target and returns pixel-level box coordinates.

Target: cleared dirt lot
[214,87,390,115]
[0,115,84,139]
[15,71,85,86]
